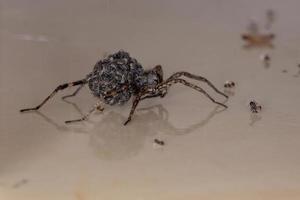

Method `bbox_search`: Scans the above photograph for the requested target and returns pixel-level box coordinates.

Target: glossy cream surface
[1,0,300,199]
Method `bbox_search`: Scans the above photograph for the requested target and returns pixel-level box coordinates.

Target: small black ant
[154,139,165,146]
[249,100,262,113]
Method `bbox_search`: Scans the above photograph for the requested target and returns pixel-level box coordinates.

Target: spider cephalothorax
[20,50,228,125]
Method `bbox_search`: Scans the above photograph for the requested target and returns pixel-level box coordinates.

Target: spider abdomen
[86,50,146,105]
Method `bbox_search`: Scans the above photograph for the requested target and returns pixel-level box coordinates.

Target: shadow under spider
[34,100,227,160]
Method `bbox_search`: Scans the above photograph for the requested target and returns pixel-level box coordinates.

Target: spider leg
[159,78,227,108]
[167,72,228,98]
[124,96,141,125]
[124,91,150,125]
[20,79,87,112]
[140,90,167,100]
[65,102,104,124]
[124,87,169,125]
[62,84,84,100]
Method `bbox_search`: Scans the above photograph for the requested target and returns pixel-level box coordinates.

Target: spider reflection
[35,100,226,160]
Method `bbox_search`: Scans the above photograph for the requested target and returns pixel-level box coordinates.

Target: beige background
[1,0,300,199]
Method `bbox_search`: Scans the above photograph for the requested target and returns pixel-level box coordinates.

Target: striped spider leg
[124,75,227,125]
[20,79,87,112]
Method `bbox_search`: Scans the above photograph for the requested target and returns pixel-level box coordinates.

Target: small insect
[224,81,235,88]
[260,53,271,68]
[20,50,228,125]
[154,139,165,146]
[260,53,270,62]
[242,33,275,48]
[224,81,236,96]
[242,10,276,49]
[249,100,262,113]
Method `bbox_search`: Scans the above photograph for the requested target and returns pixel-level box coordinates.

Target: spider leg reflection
[62,84,84,100]
[65,102,104,124]
[33,101,227,160]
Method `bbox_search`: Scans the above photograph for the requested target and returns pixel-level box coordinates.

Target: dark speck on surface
[154,139,165,146]
[12,179,28,189]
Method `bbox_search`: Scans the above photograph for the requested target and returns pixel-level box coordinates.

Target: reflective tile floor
[1,0,300,199]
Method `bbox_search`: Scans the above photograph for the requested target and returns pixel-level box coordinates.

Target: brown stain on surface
[75,190,86,200]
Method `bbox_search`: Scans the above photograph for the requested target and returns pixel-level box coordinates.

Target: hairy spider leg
[167,71,228,99]
[124,77,227,125]
[62,84,85,100]
[20,79,87,112]
[65,102,104,123]
[124,85,167,125]
[124,92,148,125]
[159,78,228,108]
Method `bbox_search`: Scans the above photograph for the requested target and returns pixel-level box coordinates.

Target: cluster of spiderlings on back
[86,50,146,105]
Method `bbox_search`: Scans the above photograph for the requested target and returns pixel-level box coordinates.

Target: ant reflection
[224,89,235,97]
[293,64,300,77]
[223,81,236,97]
[249,113,262,126]
[224,86,235,97]
[35,100,227,160]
